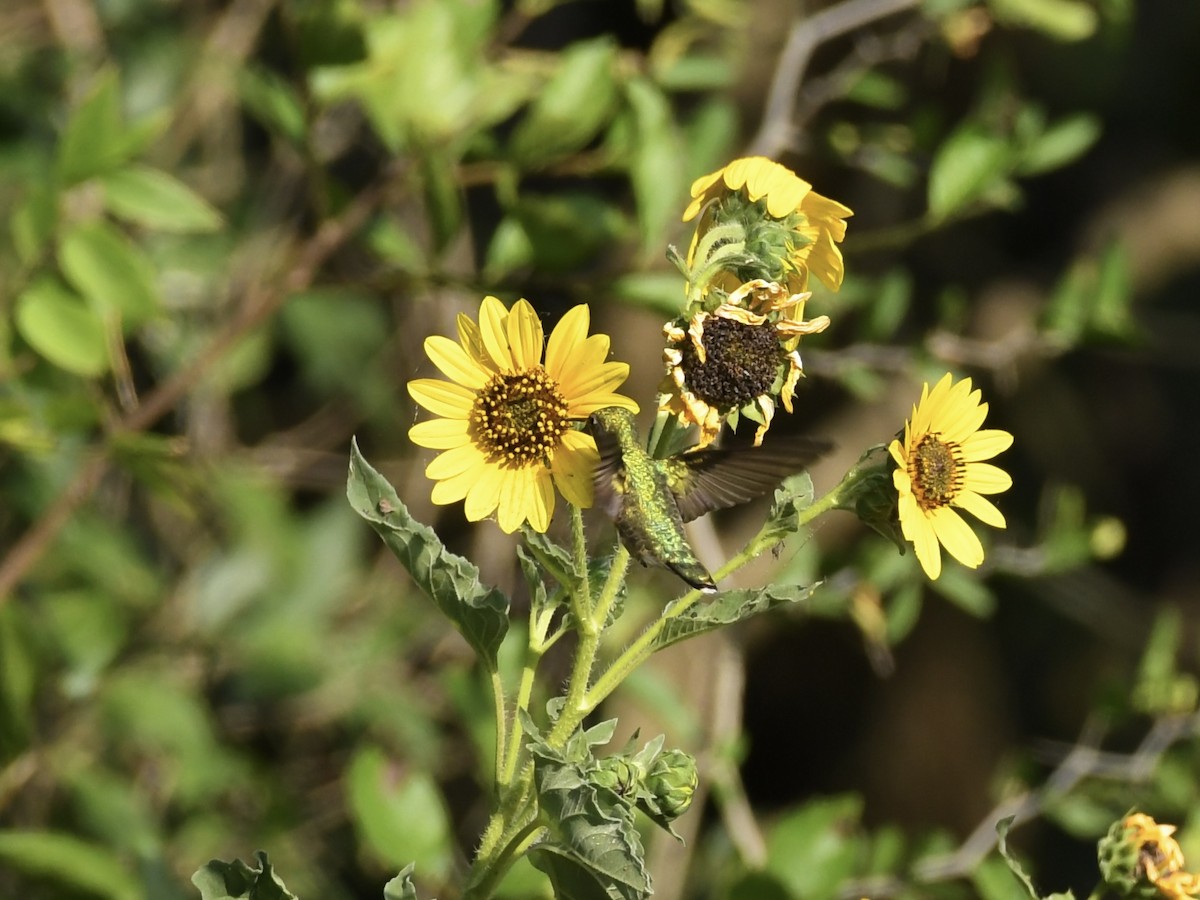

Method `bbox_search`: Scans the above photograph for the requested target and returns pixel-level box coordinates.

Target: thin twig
[747,0,922,159]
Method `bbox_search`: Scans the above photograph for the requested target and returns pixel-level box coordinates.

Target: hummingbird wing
[589,419,627,520]
[670,438,833,523]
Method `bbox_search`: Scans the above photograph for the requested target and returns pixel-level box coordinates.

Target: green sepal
[346,438,509,670]
[654,583,819,652]
[191,851,296,900]
[382,864,420,900]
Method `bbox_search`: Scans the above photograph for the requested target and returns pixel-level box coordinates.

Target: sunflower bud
[594,756,641,798]
[643,749,698,821]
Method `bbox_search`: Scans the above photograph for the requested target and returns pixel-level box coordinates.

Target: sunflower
[888,373,1013,580]
[1102,814,1200,900]
[408,296,638,533]
[682,156,853,297]
[660,279,830,448]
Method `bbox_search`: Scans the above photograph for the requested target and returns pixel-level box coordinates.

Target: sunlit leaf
[509,38,620,168]
[101,165,223,233]
[927,124,1012,221]
[15,277,109,376]
[58,220,161,325]
[347,746,452,877]
[0,830,138,900]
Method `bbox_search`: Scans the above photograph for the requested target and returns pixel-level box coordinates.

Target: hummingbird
[588,407,832,593]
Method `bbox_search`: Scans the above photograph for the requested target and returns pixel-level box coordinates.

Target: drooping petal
[526,469,555,533]
[496,466,535,534]
[929,506,985,569]
[463,466,504,521]
[550,430,598,508]
[905,498,943,580]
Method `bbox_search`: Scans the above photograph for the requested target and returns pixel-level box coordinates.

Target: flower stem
[584,472,851,712]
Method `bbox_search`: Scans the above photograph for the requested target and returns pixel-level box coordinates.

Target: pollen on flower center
[681,317,781,410]
[471,367,569,467]
[909,434,963,509]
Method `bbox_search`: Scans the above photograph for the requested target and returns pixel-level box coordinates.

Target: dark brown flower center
[680,316,781,411]
[909,434,963,510]
[471,367,568,467]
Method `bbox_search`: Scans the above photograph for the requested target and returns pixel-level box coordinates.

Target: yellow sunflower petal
[929,506,985,569]
[961,428,1014,461]
[409,417,470,450]
[954,490,1007,528]
[888,438,907,468]
[545,304,590,382]
[563,363,638,416]
[962,462,1012,494]
[551,429,598,508]
[463,466,504,521]
[426,442,484,480]
[507,298,544,371]
[425,335,490,388]
[529,468,556,533]
[430,463,485,505]
[478,295,514,372]
[408,379,475,418]
[901,494,942,580]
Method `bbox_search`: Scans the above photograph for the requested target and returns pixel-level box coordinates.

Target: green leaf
[654,583,819,651]
[0,829,138,900]
[15,277,109,376]
[758,472,816,548]
[57,68,126,184]
[526,733,652,900]
[992,816,1076,899]
[988,0,1098,41]
[347,745,452,877]
[10,180,58,266]
[932,566,996,617]
[101,165,224,233]
[191,851,297,900]
[1017,114,1101,176]
[420,151,463,254]
[58,220,161,325]
[610,272,688,318]
[346,438,510,669]
[765,796,863,900]
[238,66,307,145]
[927,124,1012,221]
[624,76,684,259]
[510,38,620,168]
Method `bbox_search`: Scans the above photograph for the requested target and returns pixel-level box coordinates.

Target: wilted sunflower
[889,373,1013,580]
[1099,814,1200,900]
[660,279,830,448]
[408,296,638,533]
[682,156,853,298]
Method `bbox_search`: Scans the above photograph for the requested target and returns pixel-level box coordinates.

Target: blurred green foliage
[0,0,1196,897]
